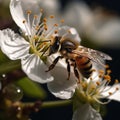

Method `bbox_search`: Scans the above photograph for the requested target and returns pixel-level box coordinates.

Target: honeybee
[46,36,112,80]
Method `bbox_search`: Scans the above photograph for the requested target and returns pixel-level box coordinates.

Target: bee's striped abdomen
[75,56,93,79]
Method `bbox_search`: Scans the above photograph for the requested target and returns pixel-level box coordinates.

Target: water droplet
[3,84,23,102]
[2,74,6,78]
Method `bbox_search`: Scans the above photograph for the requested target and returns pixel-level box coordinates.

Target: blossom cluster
[0,0,120,120]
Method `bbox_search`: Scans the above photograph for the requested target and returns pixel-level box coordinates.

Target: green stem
[24,100,72,109]
[41,100,72,108]
[0,60,21,74]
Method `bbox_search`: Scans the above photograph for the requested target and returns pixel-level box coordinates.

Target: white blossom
[72,104,102,120]
[0,0,81,83]
[48,65,120,120]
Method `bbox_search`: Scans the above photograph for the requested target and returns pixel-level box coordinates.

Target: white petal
[57,26,81,44]
[0,28,29,60]
[102,84,120,102]
[72,104,102,120]
[47,54,77,99]
[21,54,54,83]
[10,0,41,34]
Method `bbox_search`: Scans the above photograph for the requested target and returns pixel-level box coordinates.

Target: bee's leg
[74,63,80,83]
[66,59,71,80]
[45,56,63,72]
[40,45,50,57]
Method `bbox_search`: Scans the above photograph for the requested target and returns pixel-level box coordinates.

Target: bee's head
[49,36,61,55]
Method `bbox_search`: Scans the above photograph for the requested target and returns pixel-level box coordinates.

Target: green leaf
[0,50,10,63]
[15,77,46,99]
[0,60,21,74]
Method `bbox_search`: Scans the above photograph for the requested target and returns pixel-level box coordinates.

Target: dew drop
[3,84,23,102]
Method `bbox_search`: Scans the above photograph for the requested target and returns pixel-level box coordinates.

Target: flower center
[21,9,65,61]
[74,69,119,107]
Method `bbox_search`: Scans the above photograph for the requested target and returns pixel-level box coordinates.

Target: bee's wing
[72,46,112,66]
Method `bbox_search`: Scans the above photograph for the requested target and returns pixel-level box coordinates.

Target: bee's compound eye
[61,40,77,51]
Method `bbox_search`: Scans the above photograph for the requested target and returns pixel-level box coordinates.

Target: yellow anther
[99,74,103,78]
[68,30,71,34]
[82,83,87,89]
[34,15,38,19]
[116,87,119,91]
[91,86,95,90]
[33,35,38,39]
[104,75,111,81]
[42,34,45,37]
[54,30,58,34]
[54,24,58,27]
[50,15,55,19]
[99,70,104,75]
[35,25,40,30]
[92,69,96,72]
[40,8,43,13]
[44,23,47,26]
[44,26,48,31]
[43,18,47,23]
[22,20,26,24]
[96,81,100,86]
[44,23,48,28]
[50,35,54,39]
[107,70,112,75]
[105,64,109,69]
[115,79,119,84]
[90,77,93,81]
[108,92,112,95]
[60,19,64,23]
[27,10,32,14]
